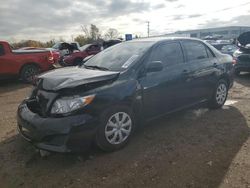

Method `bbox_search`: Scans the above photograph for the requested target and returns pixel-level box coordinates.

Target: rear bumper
[17,102,98,153]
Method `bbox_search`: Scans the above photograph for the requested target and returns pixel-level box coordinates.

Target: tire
[95,106,135,152]
[20,64,40,83]
[73,57,83,66]
[208,79,228,109]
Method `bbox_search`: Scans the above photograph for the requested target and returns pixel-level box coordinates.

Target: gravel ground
[0,74,249,188]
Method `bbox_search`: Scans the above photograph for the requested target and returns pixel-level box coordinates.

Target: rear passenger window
[0,44,4,56]
[182,41,208,61]
[150,42,184,66]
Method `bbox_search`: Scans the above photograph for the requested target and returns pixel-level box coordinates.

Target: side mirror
[146,61,163,73]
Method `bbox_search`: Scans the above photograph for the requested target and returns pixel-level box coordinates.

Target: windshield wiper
[84,65,109,71]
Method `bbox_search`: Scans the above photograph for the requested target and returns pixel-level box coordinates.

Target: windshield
[83,41,153,71]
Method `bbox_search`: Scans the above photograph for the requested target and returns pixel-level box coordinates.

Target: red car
[0,41,56,82]
[20,47,60,64]
[62,44,101,66]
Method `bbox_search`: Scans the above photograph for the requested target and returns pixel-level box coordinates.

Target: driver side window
[150,42,184,67]
[0,44,5,56]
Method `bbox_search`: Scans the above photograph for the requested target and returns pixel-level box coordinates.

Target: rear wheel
[20,64,40,83]
[95,106,135,152]
[208,79,228,109]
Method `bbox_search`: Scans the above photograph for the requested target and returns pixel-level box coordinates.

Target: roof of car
[127,36,222,57]
[129,37,203,43]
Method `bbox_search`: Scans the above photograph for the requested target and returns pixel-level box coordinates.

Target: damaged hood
[38,67,119,91]
[238,31,250,48]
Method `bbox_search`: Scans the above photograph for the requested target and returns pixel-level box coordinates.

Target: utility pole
[146,21,150,37]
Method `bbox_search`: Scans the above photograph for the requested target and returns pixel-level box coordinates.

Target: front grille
[43,135,67,146]
[26,90,58,117]
[26,99,44,116]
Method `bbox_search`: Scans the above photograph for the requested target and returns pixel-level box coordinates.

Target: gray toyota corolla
[17,37,234,153]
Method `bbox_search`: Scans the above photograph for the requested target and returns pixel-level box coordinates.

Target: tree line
[11,24,120,49]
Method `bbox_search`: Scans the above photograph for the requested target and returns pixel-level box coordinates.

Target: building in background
[165,26,250,39]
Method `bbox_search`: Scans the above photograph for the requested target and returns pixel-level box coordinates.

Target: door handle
[213,63,218,67]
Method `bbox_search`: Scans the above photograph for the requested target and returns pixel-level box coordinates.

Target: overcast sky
[1,0,250,42]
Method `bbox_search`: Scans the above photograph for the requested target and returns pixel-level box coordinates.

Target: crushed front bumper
[17,102,98,153]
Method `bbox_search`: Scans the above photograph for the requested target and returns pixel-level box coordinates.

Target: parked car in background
[233,31,250,75]
[51,42,80,56]
[62,44,101,66]
[210,42,230,51]
[220,44,238,56]
[17,38,234,153]
[209,41,238,56]
[0,41,55,82]
[103,39,122,49]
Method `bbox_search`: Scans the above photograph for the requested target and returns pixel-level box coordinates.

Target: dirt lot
[0,75,250,188]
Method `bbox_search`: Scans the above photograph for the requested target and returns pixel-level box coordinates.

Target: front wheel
[95,106,135,152]
[208,79,228,109]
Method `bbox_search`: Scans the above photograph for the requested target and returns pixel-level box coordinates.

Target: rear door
[180,40,218,103]
[139,41,190,119]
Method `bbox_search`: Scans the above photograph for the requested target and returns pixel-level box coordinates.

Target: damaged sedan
[17,38,234,153]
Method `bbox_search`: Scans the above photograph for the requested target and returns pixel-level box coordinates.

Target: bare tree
[105,28,119,39]
[81,25,91,38]
[80,24,101,41]
[90,24,100,40]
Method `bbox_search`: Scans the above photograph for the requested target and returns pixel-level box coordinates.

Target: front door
[0,44,18,78]
[0,44,9,77]
[139,41,190,119]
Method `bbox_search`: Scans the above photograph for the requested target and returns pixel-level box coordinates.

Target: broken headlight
[51,95,95,114]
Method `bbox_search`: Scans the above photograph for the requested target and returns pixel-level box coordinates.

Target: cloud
[230,14,250,26]
[0,0,90,37]
[200,14,250,29]
[165,0,178,2]
[171,14,202,20]
[0,0,249,41]
[188,14,202,18]
[172,15,185,20]
[106,0,150,16]
[0,0,151,41]
[152,3,166,9]
[175,4,185,8]
[132,18,146,24]
[199,19,229,28]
